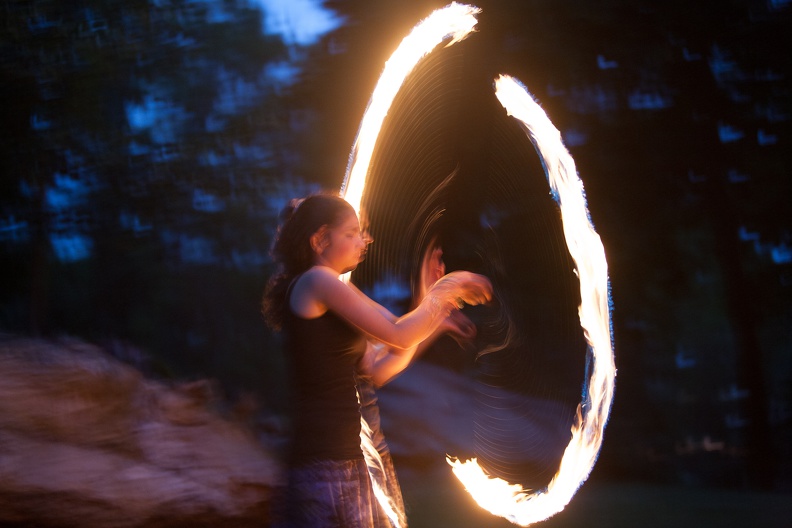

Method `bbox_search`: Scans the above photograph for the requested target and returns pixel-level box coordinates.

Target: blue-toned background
[1,0,790,526]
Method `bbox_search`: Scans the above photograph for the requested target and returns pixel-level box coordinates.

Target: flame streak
[359,407,406,528]
[341,5,481,527]
[341,2,481,212]
[339,1,614,525]
[448,75,615,526]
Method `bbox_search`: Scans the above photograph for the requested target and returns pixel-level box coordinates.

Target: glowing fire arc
[341,4,615,527]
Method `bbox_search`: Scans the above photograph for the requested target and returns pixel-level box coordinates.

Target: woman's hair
[262,193,355,330]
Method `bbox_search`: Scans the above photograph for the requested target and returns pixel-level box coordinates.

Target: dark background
[1,0,790,526]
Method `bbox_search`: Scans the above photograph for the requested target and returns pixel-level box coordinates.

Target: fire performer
[263,192,492,527]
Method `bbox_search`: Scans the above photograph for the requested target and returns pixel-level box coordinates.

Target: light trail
[339,4,481,527]
[338,2,615,525]
[448,75,615,525]
[340,2,481,213]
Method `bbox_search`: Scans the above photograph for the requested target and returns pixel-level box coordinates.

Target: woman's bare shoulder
[290,266,347,318]
[294,266,349,299]
[300,265,340,285]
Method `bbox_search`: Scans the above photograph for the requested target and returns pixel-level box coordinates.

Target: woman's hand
[427,270,493,310]
[440,309,477,350]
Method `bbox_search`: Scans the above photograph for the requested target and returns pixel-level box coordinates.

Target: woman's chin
[341,264,359,274]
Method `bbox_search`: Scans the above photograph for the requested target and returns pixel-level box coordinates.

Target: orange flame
[448,75,615,525]
[341,2,481,213]
[339,2,615,525]
[340,4,481,527]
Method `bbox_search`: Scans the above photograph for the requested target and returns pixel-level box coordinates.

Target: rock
[0,336,282,527]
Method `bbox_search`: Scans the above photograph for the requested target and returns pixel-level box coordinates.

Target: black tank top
[284,290,367,463]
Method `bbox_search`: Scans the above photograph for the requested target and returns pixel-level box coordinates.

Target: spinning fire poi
[340,3,615,526]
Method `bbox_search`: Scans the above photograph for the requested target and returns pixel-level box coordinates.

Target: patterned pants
[272,454,406,528]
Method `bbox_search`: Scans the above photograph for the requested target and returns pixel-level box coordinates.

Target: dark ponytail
[262,193,355,330]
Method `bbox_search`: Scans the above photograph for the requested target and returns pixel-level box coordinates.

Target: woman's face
[315,211,370,274]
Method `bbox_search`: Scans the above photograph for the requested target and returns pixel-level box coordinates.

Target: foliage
[0,0,305,402]
[0,0,790,489]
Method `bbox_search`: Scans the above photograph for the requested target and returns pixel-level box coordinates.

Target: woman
[263,193,491,527]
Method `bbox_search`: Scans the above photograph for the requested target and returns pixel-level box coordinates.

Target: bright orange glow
[339,1,614,524]
[340,2,481,214]
[448,75,615,526]
[340,5,482,527]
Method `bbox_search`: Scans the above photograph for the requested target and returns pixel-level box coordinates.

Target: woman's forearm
[367,346,416,386]
[365,321,451,386]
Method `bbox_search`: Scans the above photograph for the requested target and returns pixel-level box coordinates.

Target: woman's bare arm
[347,281,398,323]
[360,310,477,386]
[290,266,490,350]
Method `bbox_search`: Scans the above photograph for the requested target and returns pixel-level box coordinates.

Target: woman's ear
[310,226,330,254]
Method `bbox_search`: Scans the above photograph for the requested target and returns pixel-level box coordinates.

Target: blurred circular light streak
[341,6,480,526]
[448,75,615,526]
[339,3,615,526]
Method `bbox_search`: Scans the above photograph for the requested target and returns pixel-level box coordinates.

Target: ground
[399,466,792,528]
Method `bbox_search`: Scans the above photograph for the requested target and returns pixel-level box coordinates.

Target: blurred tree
[0,0,307,403]
[1,0,789,490]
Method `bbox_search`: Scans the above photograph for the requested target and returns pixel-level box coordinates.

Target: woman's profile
[263,193,491,527]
